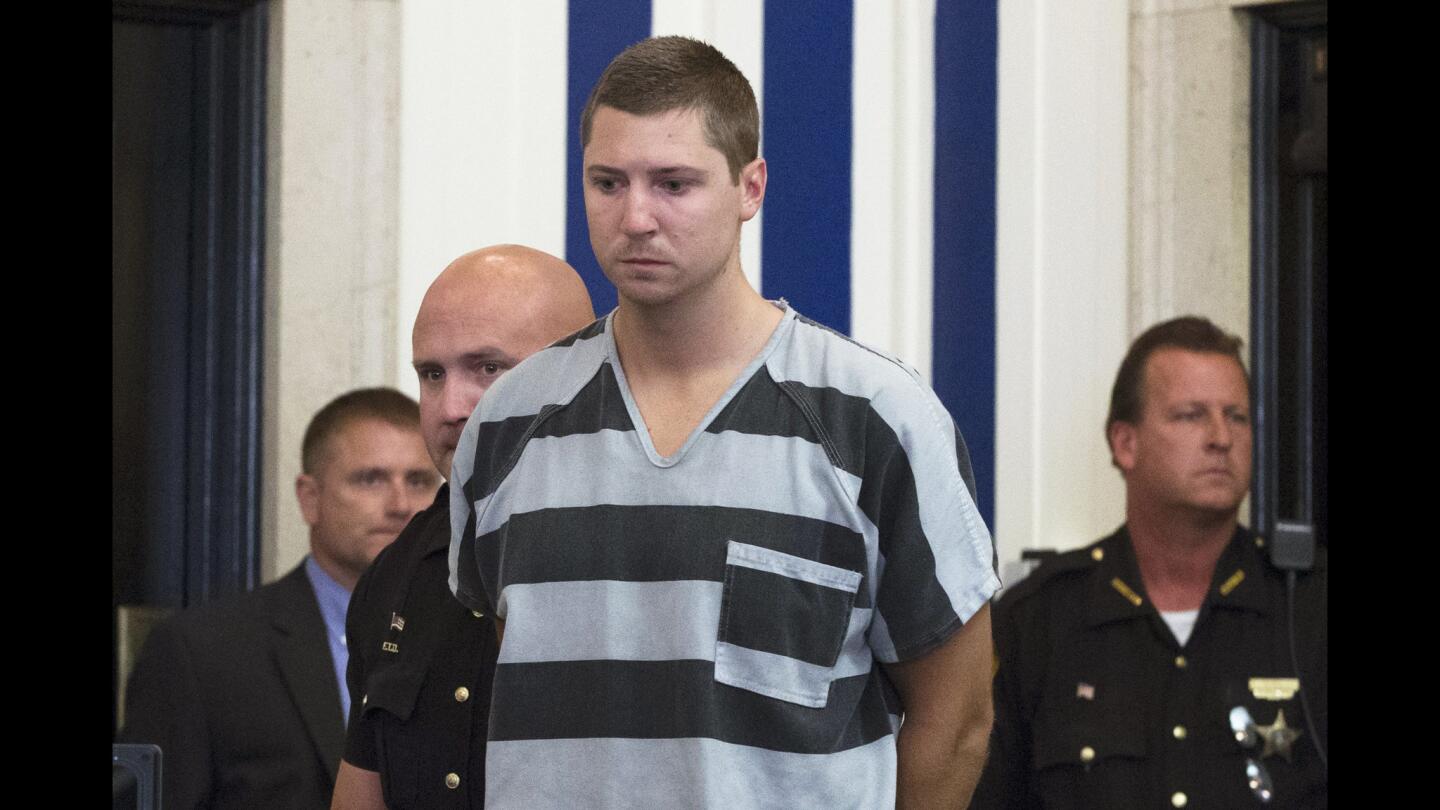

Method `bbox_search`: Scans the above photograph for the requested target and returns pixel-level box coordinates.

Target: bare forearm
[896,706,992,809]
[887,604,995,809]
[331,761,385,810]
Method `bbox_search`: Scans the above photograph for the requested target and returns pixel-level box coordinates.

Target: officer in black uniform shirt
[333,244,595,809]
[974,316,1327,809]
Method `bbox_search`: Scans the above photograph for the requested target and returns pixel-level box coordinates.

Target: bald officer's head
[412,245,595,475]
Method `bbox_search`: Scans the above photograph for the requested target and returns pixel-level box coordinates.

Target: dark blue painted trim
[932,0,997,530]
[760,1,853,335]
[565,0,652,316]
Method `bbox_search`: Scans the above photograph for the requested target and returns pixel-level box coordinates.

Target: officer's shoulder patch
[998,544,1098,608]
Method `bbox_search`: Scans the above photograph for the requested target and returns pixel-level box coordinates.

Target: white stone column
[1128,0,1259,343]
[262,0,403,581]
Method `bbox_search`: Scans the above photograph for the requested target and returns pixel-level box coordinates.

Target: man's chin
[432,450,455,478]
[355,541,395,572]
[613,278,677,307]
[1181,495,1246,524]
[367,533,403,550]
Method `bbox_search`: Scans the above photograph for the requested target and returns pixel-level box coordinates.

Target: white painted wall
[993,0,1131,583]
[394,0,571,398]
[850,0,936,379]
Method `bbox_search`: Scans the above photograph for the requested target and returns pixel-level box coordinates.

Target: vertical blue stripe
[933,0,997,530]
[760,2,853,335]
[565,0,653,316]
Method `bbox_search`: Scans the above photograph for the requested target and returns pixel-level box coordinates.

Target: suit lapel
[265,565,346,781]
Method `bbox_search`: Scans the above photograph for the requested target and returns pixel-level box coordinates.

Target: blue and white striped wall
[393,0,1134,572]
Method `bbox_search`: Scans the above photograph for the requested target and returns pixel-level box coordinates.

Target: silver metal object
[1246,757,1274,803]
[1230,705,1260,749]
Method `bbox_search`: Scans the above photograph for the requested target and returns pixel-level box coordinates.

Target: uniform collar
[1083,524,1268,629]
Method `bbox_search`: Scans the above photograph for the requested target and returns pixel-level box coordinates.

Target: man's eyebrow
[585,164,708,178]
[650,166,706,177]
[412,348,517,371]
[460,349,517,365]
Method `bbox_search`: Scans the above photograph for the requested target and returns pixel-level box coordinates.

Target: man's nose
[621,189,658,235]
[1205,412,1234,449]
[441,380,477,424]
[385,478,424,518]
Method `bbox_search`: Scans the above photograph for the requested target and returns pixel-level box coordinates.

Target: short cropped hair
[1106,316,1249,434]
[301,387,421,474]
[580,35,759,182]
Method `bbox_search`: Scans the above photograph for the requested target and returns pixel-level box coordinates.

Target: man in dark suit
[119,387,440,810]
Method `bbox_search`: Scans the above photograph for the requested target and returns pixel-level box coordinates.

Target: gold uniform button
[455,686,471,703]
[472,610,485,618]
[1174,655,1187,669]
[445,773,460,790]
[1171,791,1188,808]
[1172,725,1187,740]
[1079,746,1095,763]
[1090,548,1104,561]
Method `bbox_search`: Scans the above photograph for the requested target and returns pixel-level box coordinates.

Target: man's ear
[1108,420,1138,473]
[738,157,767,221]
[296,474,321,527]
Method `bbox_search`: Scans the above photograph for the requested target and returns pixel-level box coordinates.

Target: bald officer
[332,245,594,809]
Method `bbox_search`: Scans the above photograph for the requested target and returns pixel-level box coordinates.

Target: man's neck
[612,267,780,378]
[610,266,783,457]
[306,550,358,594]
[1125,501,1238,612]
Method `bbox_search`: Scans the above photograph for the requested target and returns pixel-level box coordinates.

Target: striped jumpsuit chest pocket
[714,541,863,708]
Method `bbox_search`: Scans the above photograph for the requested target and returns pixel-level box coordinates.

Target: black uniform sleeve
[342,563,381,770]
[117,619,213,810]
[971,598,1038,810]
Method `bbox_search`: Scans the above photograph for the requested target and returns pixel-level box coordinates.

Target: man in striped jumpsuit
[449,36,1000,809]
